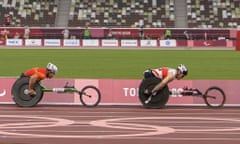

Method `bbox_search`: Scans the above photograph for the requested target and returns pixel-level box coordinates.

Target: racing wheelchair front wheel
[11,77,44,107]
[79,86,101,107]
[138,77,170,109]
[203,86,226,108]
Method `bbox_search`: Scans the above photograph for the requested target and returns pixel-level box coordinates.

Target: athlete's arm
[28,74,38,91]
[151,72,175,94]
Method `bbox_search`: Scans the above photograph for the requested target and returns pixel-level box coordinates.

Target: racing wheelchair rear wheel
[138,77,170,109]
[11,77,44,107]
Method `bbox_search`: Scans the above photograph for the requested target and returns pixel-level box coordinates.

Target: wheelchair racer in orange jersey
[22,62,58,96]
[143,64,188,95]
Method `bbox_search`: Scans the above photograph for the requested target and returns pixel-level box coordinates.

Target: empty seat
[0,0,58,27]
[68,0,175,28]
[187,0,240,28]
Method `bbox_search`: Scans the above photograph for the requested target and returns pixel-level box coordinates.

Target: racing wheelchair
[138,77,226,109]
[11,77,101,107]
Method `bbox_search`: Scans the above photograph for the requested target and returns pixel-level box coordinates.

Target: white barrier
[160,40,177,47]
[6,39,23,46]
[140,40,157,47]
[25,39,42,46]
[4,39,232,49]
[121,39,138,47]
[44,39,61,46]
[102,39,118,47]
[63,39,80,46]
[82,39,99,46]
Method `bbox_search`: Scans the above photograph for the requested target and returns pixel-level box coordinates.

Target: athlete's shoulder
[167,67,176,71]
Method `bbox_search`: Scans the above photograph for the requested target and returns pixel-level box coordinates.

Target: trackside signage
[0,78,239,106]
[160,40,176,47]
[6,39,23,46]
[2,39,234,48]
[25,39,42,46]
[140,40,157,47]
[82,39,99,46]
[63,39,80,46]
[44,39,61,46]
[101,39,118,47]
[121,39,138,47]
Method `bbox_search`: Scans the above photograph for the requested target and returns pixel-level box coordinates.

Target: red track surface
[0,104,240,144]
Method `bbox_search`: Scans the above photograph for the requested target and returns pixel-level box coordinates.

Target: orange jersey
[24,67,47,81]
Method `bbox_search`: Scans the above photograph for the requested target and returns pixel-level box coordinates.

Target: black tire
[79,86,101,107]
[138,77,169,109]
[11,77,44,107]
[203,86,226,108]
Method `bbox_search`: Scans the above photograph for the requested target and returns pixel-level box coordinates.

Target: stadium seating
[68,0,175,28]
[1,0,239,29]
[0,0,58,27]
[186,0,240,28]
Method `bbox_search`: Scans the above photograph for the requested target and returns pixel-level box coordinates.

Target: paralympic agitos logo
[0,89,6,97]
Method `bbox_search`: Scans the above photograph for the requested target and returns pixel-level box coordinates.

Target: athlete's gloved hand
[145,91,157,104]
[151,91,157,96]
[28,89,37,96]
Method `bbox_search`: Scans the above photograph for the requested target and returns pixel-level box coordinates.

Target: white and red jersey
[151,67,176,79]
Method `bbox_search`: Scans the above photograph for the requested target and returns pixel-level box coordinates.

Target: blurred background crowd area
[0,0,239,40]
[1,0,240,28]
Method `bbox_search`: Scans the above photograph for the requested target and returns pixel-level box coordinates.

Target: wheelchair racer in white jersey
[143,64,188,95]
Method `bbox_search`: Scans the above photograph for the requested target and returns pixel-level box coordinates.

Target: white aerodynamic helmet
[46,62,58,74]
[177,64,188,76]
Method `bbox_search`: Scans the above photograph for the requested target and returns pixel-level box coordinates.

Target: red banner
[236,31,240,51]
[193,40,226,47]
